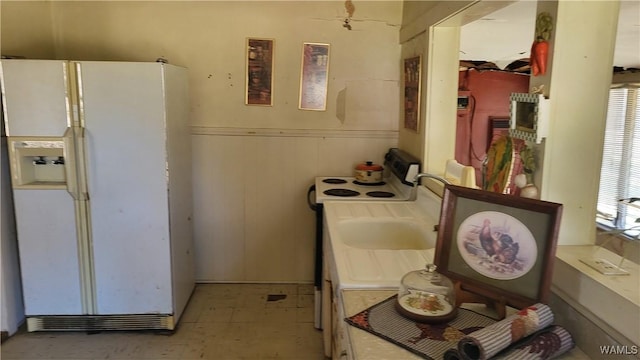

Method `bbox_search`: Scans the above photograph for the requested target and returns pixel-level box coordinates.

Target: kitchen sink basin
[337,218,434,250]
[323,191,442,289]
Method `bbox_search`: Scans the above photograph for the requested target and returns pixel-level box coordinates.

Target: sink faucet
[409,173,451,201]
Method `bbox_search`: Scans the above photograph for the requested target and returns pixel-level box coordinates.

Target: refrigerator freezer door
[13,190,84,315]
[1,60,86,316]
[76,61,173,315]
[0,60,71,137]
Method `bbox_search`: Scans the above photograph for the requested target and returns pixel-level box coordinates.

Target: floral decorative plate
[456,211,537,280]
[397,292,454,316]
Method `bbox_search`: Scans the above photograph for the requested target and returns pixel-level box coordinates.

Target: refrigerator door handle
[63,126,79,200]
[74,127,90,201]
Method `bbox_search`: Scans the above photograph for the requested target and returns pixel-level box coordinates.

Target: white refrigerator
[0,60,195,331]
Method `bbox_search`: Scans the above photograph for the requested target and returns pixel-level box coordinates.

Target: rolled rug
[457,303,554,360]
[444,348,462,360]
[493,325,575,360]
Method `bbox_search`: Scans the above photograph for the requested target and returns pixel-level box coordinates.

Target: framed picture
[299,43,330,111]
[403,56,421,132]
[434,185,563,310]
[246,38,274,106]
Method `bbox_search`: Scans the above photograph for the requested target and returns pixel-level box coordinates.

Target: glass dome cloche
[395,264,458,323]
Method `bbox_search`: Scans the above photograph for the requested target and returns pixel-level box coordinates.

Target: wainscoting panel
[192,136,247,281]
[192,129,397,282]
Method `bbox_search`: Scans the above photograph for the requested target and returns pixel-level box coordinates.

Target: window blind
[597,87,640,237]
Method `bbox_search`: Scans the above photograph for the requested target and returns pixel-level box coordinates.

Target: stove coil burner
[323,178,348,184]
[366,191,395,198]
[324,189,360,197]
[353,180,386,186]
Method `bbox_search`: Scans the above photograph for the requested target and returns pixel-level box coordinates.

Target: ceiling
[460,1,640,70]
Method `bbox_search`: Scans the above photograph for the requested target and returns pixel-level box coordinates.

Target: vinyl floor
[1,283,326,360]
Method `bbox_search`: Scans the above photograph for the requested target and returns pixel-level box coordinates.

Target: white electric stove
[314,176,409,202]
[312,148,420,204]
[307,148,421,328]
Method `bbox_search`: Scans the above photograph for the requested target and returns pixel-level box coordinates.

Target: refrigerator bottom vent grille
[26,314,175,332]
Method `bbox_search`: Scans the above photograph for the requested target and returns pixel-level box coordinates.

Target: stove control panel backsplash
[384,148,420,185]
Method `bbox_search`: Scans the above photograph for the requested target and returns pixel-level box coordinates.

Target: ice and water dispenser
[8,136,70,188]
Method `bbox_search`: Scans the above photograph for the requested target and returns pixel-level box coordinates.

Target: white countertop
[553,245,639,345]
[323,186,600,359]
[323,187,441,291]
[341,289,590,360]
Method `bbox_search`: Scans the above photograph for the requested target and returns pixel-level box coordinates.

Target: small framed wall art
[246,38,274,106]
[434,185,563,310]
[299,43,330,111]
[403,56,421,132]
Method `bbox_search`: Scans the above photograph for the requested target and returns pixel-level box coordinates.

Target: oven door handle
[307,184,317,211]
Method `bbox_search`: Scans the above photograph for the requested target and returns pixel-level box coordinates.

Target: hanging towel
[457,303,554,360]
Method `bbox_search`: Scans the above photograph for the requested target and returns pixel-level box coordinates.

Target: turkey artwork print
[456,211,537,280]
[434,185,563,310]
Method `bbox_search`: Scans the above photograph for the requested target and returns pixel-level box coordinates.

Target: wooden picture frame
[434,185,563,310]
[403,56,421,132]
[246,38,274,106]
[299,43,330,111]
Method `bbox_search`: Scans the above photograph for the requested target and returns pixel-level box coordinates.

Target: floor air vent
[26,314,175,332]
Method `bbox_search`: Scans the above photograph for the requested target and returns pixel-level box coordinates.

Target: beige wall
[43,1,401,131]
[3,1,402,131]
[1,1,55,59]
[1,1,403,282]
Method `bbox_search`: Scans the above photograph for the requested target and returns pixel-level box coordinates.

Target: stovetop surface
[315,176,412,203]
[313,148,420,203]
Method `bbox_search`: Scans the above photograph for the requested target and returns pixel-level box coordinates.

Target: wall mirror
[509,93,549,144]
